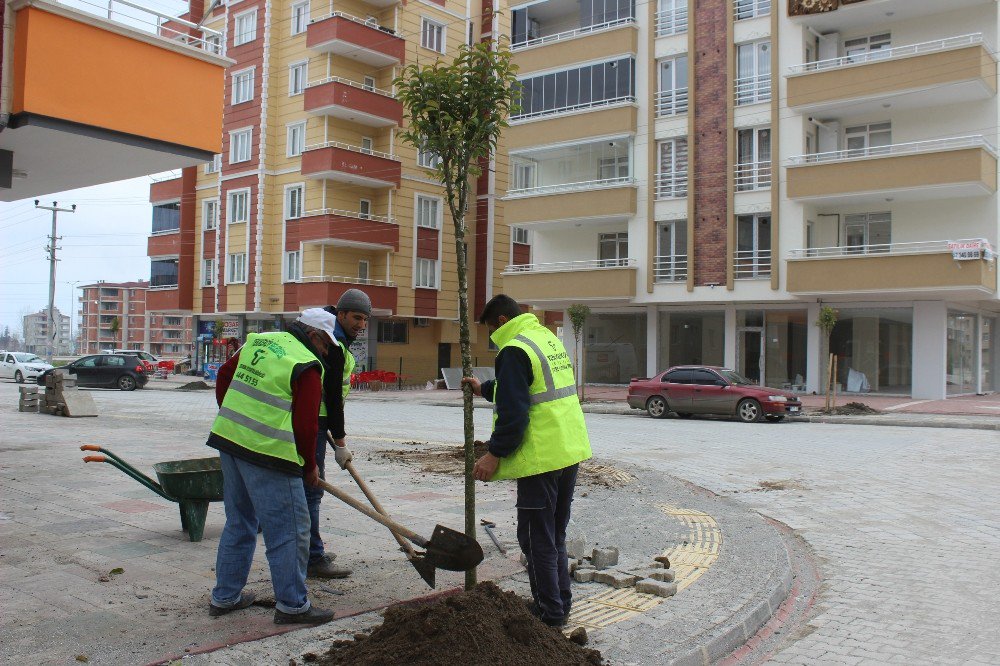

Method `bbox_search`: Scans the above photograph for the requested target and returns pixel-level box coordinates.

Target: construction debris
[18,386,38,412]
[39,371,97,417]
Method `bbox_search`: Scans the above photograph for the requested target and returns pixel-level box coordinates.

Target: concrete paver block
[574,568,596,583]
[567,537,589,559]
[651,569,676,582]
[592,547,620,569]
[594,570,639,589]
[635,579,678,597]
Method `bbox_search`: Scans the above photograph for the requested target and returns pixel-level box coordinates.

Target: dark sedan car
[37,354,149,391]
[627,366,802,422]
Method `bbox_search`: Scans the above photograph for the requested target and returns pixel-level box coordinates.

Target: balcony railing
[655,172,688,199]
[655,6,688,38]
[655,88,689,117]
[788,239,996,260]
[303,140,395,161]
[310,11,398,37]
[734,250,771,279]
[507,176,635,197]
[511,95,635,122]
[734,0,770,21]
[512,17,636,51]
[787,33,984,75]
[76,0,224,51]
[735,75,771,105]
[787,135,998,166]
[299,275,396,287]
[735,161,772,191]
[301,208,397,225]
[504,258,637,273]
[654,255,688,282]
[306,76,395,98]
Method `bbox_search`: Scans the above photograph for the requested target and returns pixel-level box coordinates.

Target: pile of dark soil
[306,582,602,666]
[829,401,880,415]
[176,381,213,391]
[380,442,632,488]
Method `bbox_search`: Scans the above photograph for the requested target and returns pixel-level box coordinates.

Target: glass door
[738,328,764,385]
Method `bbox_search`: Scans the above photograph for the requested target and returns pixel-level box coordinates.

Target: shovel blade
[423,524,484,572]
[410,554,436,588]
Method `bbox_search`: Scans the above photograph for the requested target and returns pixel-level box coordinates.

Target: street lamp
[66,280,81,355]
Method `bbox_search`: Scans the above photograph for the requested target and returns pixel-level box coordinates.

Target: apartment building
[502,0,1000,399]
[149,0,508,381]
[22,308,71,356]
[78,281,193,357]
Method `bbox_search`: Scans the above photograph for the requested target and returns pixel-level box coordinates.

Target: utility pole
[35,200,76,363]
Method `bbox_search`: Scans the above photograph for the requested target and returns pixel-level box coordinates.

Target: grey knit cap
[336,288,372,316]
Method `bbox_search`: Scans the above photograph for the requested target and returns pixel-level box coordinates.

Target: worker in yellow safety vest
[462,294,592,628]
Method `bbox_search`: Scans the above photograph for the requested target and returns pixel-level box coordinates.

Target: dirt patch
[305,582,602,666]
[757,479,808,492]
[379,442,633,488]
[176,381,213,391]
[827,401,880,416]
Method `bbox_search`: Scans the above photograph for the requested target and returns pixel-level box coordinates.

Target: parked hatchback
[37,354,148,391]
[627,366,802,423]
[0,351,53,383]
[104,349,159,373]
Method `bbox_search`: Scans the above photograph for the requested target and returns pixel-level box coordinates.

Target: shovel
[318,478,483,589]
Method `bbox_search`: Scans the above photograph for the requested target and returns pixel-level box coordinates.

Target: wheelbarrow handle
[83,455,105,463]
[317,479,428,549]
[80,451,173,502]
[80,444,102,452]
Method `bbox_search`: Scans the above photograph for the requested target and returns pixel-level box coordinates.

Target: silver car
[0,351,54,383]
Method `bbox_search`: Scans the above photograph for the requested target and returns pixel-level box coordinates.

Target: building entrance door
[738,328,764,385]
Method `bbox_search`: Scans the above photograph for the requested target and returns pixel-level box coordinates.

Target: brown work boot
[307,557,352,579]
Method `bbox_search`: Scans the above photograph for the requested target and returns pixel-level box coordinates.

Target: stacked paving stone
[18,386,39,412]
[41,371,97,417]
[566,540,678,598]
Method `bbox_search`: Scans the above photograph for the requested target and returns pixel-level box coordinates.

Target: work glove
[333,444,353,470]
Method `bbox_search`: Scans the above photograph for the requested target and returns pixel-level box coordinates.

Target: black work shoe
[273,606,336,625]
[209,591,257,617]
[542,614,568,628]
[307,559,352,579]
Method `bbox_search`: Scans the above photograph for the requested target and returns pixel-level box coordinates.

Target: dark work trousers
[303,416,329,565]
[516,463,579,623]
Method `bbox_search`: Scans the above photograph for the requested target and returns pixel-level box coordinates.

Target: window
[512,227,529,244]
[656,220,688,282]
[656,0,687,37]
[844,33,891,63]
[205,34,222,54]
[358,260,370,282]
[227,253,247,283]
[510,137,631,193]
[361,137,374,154]
[416,195,441,229]
[152,203,180,234]
[598,232,628,266]
[151,258,179,288]
[291,1,308,35]
[844,212,891,253]
[284,251,301,281]
[284,185,304,219]
[599,154,629,180]
[417,139,442,169]
[359,199,372,219]
[164,330,182,339]
[288,61,307,96]
[363,76,376,91]
[735,214,771,279]
[228,189,250,224]
[230,128,252,163]
[233,9,257,46]
[202,259,216,287]
[512,161,536,190]
[735,0,770,20]
[203,199,219,231]
[736,127,771,191]
[232,68,254,104]
[736,41,770,105]
[415,257,438,288]
[656,138,688,198]
[514,57,636,120]
[657,55,688,117]
[204,153,222,174]
[845,122,892,155]
[377,320,408,343]
[287,122,306,157]
[421,18,445,53]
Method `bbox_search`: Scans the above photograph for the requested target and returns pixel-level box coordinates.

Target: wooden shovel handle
[317,478,427,548]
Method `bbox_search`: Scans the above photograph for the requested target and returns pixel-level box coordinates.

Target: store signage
[220,319,241,337]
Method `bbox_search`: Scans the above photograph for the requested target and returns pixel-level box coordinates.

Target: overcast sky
[0,0,190,335]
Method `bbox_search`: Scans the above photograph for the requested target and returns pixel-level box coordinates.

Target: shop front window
[583,313,647,383]
[657,311,724,370]
[947,312,977,395]
[829,308,912,394]
[983,317,997,393]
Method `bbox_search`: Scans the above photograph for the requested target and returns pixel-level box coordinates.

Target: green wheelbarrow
[81,445,223,542]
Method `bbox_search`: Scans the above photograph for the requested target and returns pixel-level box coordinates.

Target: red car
[627,366,803,423]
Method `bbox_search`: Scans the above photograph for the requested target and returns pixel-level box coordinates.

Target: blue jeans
[212,452,311,614]
[303,418,329,565]
[516,464,579,622]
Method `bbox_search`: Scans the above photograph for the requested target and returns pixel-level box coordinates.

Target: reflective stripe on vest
[488,313,592,481]
[211,332,323,466]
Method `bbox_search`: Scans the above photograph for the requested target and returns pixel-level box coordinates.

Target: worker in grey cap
[302,288,372,579]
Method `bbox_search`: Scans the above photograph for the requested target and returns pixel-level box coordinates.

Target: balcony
[786,240,997,296]
[290,209,399,251]
[1,0,229,202]
[301,142,401,187]
[149,176,183,203]
[654,255,689,283]
[502,259,637,303]
[512,20,637,74]
[788,0,993,31]
[292,278,397,313]
[786,136,998,204]
[504,179,637,226]
[735,74,771,106]
[734,0,770,21]
[146,288,185,312]
[306,12,404,67]
[304,78,402,127]
[507,106,637,150]
[655,173,687,200]
[735,161,771,192]
[147,233,183,257]
[655,6,688,38]
[734,250,771,280]
[655,88,689,118]
[787,34,997,114]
